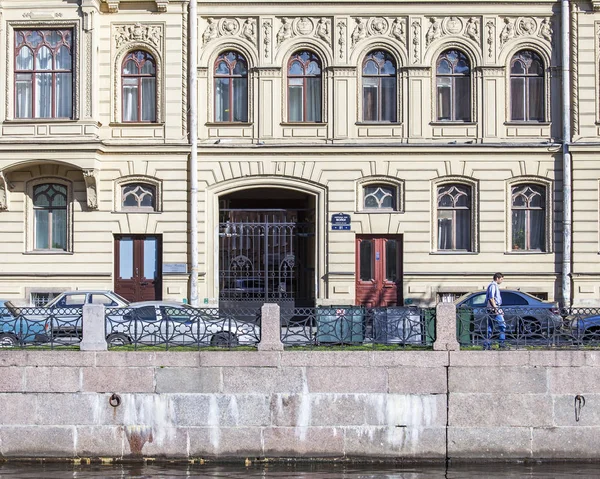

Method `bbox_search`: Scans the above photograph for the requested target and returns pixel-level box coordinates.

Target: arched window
[510,50,544,121]
[122,51,156,122]
[215,51,248,122]
[362,51,397,122]
[15,29,73,119]
[511,184,545,251]
[121,183,156,211]
[33,183,68,250]
[363,184,396,210]
[437,184,471,250]
[436,50,471,122]
[288,51,322,122]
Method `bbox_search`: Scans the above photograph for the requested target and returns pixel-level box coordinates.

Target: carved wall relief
[0,171,9,211]
[500,17,553,48]
[83,169,99,210]
[411,19,421,64]
[202,18,258,46]
[350,17,407,47]
[337,20,346,59]
[275,17,332,46]
[114,23,163,50]
[425,16,481,47]
[263,19,272,59]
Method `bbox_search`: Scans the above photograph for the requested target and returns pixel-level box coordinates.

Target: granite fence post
[258,303,283,351]
[433,302,459,351]
[80,303,107,351]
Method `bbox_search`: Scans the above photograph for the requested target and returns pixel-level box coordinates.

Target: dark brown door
[115,235,162,302]
[355,235,403,307]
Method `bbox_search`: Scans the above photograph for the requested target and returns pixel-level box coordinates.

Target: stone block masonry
[1,350,600,460]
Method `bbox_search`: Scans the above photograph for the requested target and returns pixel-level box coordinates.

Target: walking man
[484,272,506,349]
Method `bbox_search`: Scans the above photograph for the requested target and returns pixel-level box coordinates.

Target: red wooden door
[355,235,403,307]
[115,236,162,302]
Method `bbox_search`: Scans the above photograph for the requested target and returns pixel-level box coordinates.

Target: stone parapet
[0,349,598,460]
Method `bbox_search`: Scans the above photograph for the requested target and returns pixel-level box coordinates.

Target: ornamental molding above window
[114,23,163,50]
[202,17,259,46]
[102,0,169,13]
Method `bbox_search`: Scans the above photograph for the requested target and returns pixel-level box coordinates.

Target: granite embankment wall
[0,349,598,460]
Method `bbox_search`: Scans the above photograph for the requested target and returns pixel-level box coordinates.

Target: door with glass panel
[114,236,162,302]
[355,235,403,307]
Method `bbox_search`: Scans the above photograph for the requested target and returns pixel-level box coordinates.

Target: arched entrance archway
[218,187,316,311]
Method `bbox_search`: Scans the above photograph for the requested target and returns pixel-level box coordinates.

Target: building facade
[0,0,598,307]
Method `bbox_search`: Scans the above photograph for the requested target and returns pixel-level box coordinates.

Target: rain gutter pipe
[561,0,572,307]
[189,0,199,306]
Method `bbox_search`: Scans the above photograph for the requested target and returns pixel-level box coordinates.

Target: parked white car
[105,301,260,347]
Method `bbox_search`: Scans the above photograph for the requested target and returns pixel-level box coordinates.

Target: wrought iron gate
[219,209,315,309]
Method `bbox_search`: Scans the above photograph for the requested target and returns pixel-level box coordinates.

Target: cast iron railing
[280,306,436,348]
[0,306,83,348]
[105,305,261,350]
[456,306,600,349]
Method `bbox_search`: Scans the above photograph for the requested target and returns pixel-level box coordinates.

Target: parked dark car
[455,289,562,334]
[573,314,600,341]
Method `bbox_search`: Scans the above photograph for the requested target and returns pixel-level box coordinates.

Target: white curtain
[233,78,248,122]
[305,77,321,122]
[122,78,138,121]
[141,78,156,122]
[55,73,72,118]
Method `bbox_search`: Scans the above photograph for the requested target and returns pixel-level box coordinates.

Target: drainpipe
[561,0,572,307]
[189,0,199,306]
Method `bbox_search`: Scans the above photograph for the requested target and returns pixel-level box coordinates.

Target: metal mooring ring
[109,393,121,408]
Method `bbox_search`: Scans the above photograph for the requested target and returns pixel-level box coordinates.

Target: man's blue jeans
[484,314,506,349]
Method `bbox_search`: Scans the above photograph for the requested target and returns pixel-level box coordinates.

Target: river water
[2,462,600,478]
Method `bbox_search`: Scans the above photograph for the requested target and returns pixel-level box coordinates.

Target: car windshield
[111,292,130,305]
[454,292,475,305]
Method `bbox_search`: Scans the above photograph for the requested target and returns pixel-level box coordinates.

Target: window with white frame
[437,184,472,251]
[362,50,397,123]
[15,29,73,119]
[121,183,156,211]
[214,51,248,122]
[436,50,471,122]
[510,50,544,122]
[33,183,68,250]
[511,184,546,251]
[363,184,397,210]
[287,51,322,123]
[122,50,156,122]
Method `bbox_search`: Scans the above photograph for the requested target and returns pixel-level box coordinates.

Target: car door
[160,305,197,345]
[500,292,528,331]
[51,293,87,336]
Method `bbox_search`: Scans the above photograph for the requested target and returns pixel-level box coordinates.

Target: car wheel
[211,332,238,347]
[583,327,600,342]
[0,333,18,348]
[106,333,131,347]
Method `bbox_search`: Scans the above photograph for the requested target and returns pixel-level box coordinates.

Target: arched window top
[510,50,544,76]
[437,50,470,75]
[362,51,396,76]
[511,184,545,208]
[215,51,248,76]
[288,51,322,76]
[121,182,156,211]
[122,50,156,75]
[33,184,67,208]
[437,184,471,208]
